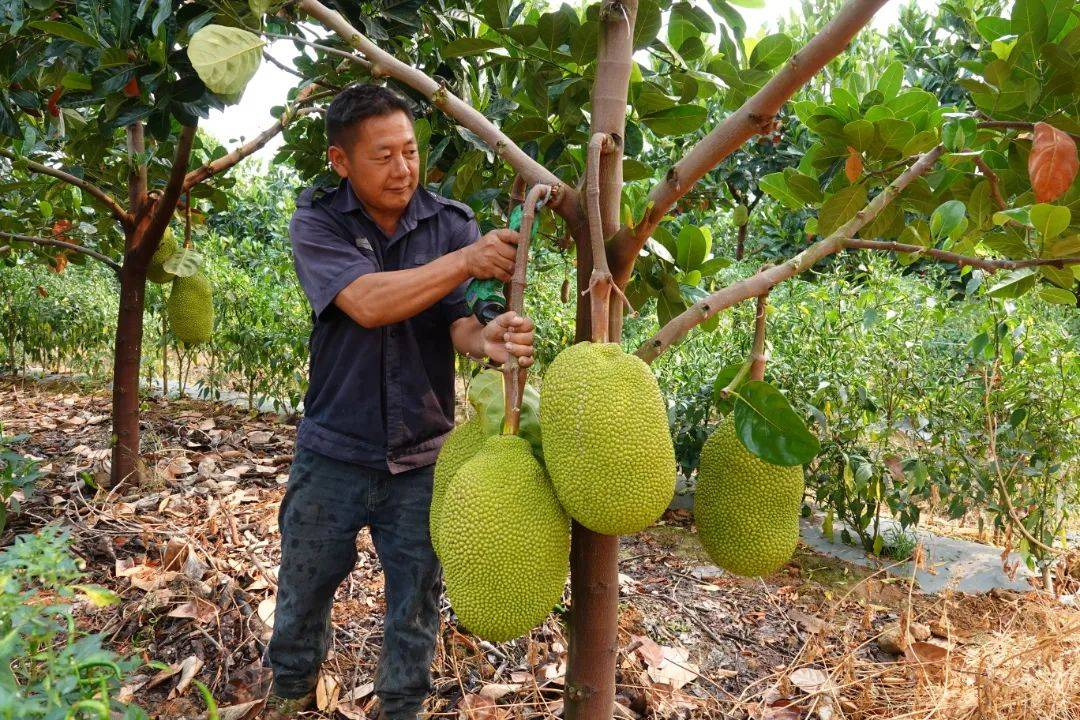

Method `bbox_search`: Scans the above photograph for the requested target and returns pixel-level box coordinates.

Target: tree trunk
[736,221,747,260]
[566,525,620,718]
[109,256,148,487]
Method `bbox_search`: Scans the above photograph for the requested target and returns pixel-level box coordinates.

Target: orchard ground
[4,375,1078,720]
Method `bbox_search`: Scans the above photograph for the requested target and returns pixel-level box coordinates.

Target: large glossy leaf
[162,247,203,277]
[930,200,966,240]
[187,25,264,95]
[442,37,501,57]
[817,184,867,237]
[29,20,102,47]
[986,267,1038,298]
[467,369,543,461]
[749,33,792,70]
[733,381,820,467]
[876,61,903,99]
[641,104,707,136]
[1029,203,1070,239]
[759,172,802,210]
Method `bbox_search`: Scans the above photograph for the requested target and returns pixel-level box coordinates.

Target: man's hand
[481,311,535,367]
[460,228,519,282]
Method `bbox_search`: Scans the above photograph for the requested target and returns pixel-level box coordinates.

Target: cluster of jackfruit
[431,342,680,642]
[694,418,803,576]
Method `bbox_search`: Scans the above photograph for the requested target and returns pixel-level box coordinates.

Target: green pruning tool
[465,191,548,324]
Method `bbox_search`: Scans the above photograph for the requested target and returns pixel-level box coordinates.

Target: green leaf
[726,0,764,6]
[843,120,875,151]
[1039,286,1077,305]
[902,130,939,157]
[986,268,1038,298]
[1029,203,1070,239]
[698,256,731,276]
[732,204,749,225]
[1011,0,1048,44]
[163,247,204,277]
[75,584,121,607]
[29,20,102,47]
[784,169,824,204]
[187,25,265,95]
[677,224,709,270]
[818,184,868,237]
[442,38,501,57]
[571,20,599,65]
[759,172,803,210]
[749,33,792,70]
[930,200,967,240]
[711,361,745,415]
[885,90,935,119]
[641,104,707,136]
[1040,265,1074,289]
[538,10,570,50]
[876,61,904,99]
[733,381,820,466]
[634,0,662,49]
[622,157,652,181]
[875,118,915,150]
[1047,234,1080,257]
[993,206,1032,227]
[60,72,93,91]
[976,16,1012,41]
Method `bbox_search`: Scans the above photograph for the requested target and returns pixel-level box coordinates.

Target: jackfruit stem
[749,289,769,382]
[718,360,753,400]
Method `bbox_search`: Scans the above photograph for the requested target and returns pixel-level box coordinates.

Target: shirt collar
[331,178,441,230]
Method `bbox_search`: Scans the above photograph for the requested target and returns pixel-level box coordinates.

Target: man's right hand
[460,228,519,282]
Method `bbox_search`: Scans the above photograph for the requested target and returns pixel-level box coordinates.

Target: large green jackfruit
[430,415,487,557]
[147,228,177,284]
[695,418,803,576]
[439,435,570,642]
[167,273,214,345]
[539,342,676,535]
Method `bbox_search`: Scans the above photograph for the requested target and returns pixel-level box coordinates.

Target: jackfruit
[694,418,803,576]
[439,435,570,642]
[147,228,177,284]
[167,273,214,345]
[430,415,487,556]
[540,342,676,536]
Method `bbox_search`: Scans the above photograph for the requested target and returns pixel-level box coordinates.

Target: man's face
[328,111,420,215]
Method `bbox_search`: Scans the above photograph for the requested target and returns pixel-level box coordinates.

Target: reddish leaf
[1029,122,1079,203]
[844,146,863,182]
[122,77,140,98]
[47,86,63,117]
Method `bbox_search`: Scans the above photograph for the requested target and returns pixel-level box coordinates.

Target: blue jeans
[267,448,441,719]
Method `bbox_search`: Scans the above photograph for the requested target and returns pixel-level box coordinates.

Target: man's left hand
[481,312,535,367]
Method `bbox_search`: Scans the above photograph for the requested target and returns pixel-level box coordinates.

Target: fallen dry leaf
[316,672,341,712]
[167,655,204,699]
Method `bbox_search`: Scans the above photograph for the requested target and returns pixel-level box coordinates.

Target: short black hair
[325,84,414,149]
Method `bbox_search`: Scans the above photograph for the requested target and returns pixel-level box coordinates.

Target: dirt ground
[2,375,1078,719]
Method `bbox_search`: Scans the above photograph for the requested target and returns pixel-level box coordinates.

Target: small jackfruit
[167,273,214,345]
[540,342,676,536]
[147,228,177,284]
[694,418,803,576]
[439,435,570,642]
[430,415,487,556]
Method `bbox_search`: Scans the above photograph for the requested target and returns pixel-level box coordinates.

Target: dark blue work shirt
[289,178,479,473]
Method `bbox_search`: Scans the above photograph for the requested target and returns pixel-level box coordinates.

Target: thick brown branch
[749,287,769,382]
[298,0,580,224]
[139,125,197,255]
[0,148,132,227]
[610,0,889,276]
[635,146,945,364]
[844,239,1080,272]
[183,105,321,191]
[127,122,147,217]
[503,183,549,435]
[0,230,121,272]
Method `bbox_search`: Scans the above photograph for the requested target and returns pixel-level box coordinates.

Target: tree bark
[736,222,747,260]
[109,250,149,487]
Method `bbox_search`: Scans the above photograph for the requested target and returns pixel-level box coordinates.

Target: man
[265,84,535,719]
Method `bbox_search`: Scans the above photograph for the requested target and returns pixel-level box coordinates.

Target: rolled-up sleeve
[440,214,481,324]
[290,208,378,317]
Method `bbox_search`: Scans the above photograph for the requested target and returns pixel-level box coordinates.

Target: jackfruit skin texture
[430,415,487,557]
[439,435,570,643]
[147,228,177,284]
[695,418,803,576]
[167,273,214,345]
[540,342,676,536]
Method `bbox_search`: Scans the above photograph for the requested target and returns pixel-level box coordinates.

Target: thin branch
[263,50,344,91]
[183,105,321,191]
[973,156,1008,211]
[844,239,1080,272]
[264,31,373,69]
[0,148,132,227]
[504,183,550,436]
[977,120,1080,143]
[297,0,580,224]
[609,0,889,277]
[635,146,946,364]
[749,285,770,382]
[139,125,197,255]
[586,133,614,342]
[127,122,147,217]
[0,230,121,272]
